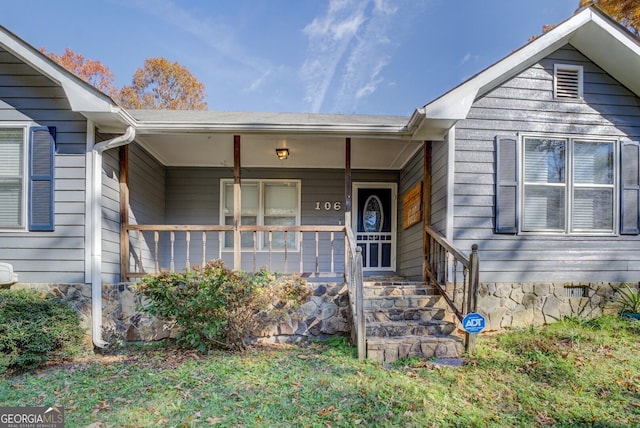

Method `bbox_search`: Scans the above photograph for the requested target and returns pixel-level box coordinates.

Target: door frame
[352,182,397,272]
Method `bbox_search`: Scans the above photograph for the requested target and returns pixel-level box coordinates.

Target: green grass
[1,315,639,427]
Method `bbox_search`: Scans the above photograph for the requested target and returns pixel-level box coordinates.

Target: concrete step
[366,335,464,364]
[366,319,457,337]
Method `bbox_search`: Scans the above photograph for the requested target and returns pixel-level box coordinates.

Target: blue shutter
[620,141,640,235]
[29,126,55,231]
[495,136,518,233]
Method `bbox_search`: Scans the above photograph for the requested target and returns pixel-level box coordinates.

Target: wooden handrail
[424,226,480,354]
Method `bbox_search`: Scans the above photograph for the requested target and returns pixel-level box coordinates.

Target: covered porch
[110,110,429,282]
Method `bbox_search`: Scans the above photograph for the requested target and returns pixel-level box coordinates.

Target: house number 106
[315,201,342,211]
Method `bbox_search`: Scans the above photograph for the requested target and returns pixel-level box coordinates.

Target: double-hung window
[522,137,615,233]
[221,179,300,249]
[0,127,26,229]
[497,135,618,235]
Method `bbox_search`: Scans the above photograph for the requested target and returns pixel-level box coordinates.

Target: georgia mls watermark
[0,407,64,428]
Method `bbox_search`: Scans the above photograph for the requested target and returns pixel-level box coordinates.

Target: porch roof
[126,110,425,170]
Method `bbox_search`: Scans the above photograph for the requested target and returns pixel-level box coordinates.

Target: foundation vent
[564,285,588,298]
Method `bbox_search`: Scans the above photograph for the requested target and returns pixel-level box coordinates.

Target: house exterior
[1,7,639,347]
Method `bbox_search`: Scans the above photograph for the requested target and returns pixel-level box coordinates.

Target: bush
[0,289,85,376]
[135,260,310,352]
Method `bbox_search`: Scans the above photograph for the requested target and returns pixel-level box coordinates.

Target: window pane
[574,141,613,184]
[523,185,565,230]
[0,129,23,176]
[224,215,257,248]
[264,216,296,248]
[573,188,613,230]
[0,181,22,227]
[224,183,259,216]
[524,138,565,183]
[265,183,297,216]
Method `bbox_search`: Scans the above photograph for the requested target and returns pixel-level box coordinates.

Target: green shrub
[135,260,310,352]
[0,289,85,376]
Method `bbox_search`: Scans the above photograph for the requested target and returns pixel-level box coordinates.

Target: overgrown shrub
[0,289,85,376]
[135,260,310,352]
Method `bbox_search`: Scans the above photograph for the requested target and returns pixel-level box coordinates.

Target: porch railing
[125,224,348,278]
[424,225,480,353]
[124,223,366,359]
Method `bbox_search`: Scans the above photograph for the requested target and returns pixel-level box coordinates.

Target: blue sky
[3,0,578,116]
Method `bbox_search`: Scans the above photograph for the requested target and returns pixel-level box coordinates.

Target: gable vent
[554,64,583,99]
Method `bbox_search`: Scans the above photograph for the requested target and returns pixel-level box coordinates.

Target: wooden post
[119,146,129,281]
[423,142,432,282]
[464,244,480,355]
[344,137,352,272]
[233,135,242,271]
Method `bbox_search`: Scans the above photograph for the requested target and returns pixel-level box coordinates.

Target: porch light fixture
[275,148,289,160]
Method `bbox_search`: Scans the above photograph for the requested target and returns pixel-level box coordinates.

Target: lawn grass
[1,315,639,427]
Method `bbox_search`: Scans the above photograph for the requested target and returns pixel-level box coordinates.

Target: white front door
[352,183,397,272]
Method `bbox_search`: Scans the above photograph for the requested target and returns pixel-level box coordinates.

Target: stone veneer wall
[477,282,635,331]
[8,281,352,345]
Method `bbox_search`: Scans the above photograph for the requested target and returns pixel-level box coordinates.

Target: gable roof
[409,6,640,140]
[0,25,133,128]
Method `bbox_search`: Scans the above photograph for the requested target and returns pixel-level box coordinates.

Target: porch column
[344,137,352,229]
[119,146,129,281]
[423,142,432,282]
[233,135,242,271]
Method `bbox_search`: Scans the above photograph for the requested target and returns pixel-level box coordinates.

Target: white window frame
[520,134,618,236]
[220,179,301,251]
[553,64,583,100]
[0,124,29,232]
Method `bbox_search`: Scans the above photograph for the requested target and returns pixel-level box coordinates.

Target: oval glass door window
[363,195,384,232]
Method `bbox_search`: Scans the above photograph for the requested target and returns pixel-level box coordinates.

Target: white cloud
[300,0,420,113]
[300,0,369,112]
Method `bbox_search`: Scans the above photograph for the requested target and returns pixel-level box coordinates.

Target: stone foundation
[9,281,352,346]
[477,281,636,331]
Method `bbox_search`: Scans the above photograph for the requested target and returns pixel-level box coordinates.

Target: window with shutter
[554,64,583,99]
[0,128,26,228]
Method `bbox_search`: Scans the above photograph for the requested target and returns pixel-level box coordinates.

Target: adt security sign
[462,312,486,334]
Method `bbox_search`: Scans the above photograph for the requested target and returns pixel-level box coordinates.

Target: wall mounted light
[275,148,289,160]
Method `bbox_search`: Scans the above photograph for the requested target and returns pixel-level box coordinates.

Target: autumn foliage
[580,0,640,36]
[41,47,116,96]
[117,58,207,110]
[43,48,207,110]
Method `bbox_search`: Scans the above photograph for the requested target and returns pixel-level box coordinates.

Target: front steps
[363,280,464,364]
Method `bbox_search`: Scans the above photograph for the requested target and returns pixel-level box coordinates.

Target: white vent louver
[554,64,583,99]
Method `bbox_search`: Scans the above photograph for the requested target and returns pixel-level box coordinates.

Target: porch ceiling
[135,132,424,170]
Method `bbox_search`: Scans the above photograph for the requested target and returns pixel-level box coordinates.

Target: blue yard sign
[462,312,486,334]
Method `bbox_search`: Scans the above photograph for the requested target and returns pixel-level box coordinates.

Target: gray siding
[0,48,87,283]
[431,138,449,235]
[454,44,640,283]
[127,143,167,278]
[101,147,120,283]
[397,145,424,280]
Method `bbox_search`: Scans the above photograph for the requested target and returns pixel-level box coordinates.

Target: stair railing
[424,226,480,353]
[345,227,366,360]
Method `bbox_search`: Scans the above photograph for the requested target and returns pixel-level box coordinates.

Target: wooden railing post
[354,246,365,361]
[465,243,480,355]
